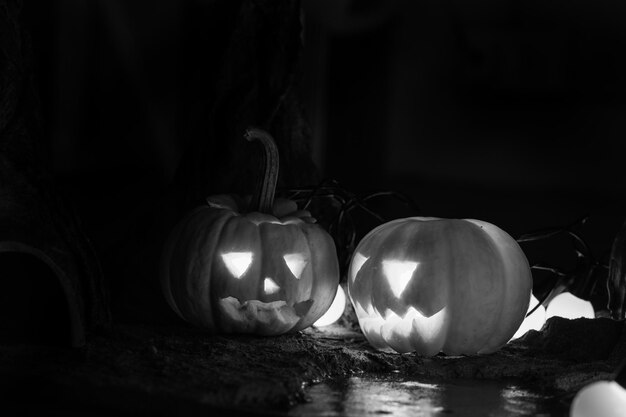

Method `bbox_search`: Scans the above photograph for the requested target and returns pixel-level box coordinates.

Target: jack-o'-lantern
[348,217,532,356]
[160,128,339,335]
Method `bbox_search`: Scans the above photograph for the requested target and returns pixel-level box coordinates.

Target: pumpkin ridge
[429,219,457,354]
[424,220,455,354]
[257,221,273,303]
[465,219,531,353]
[181,209,224,328]
[290,225,317,331]
[211,213,236,333]
[349,219,407,345]
[465,220,509,354]
[213,214,261,332]
[452,220,505,354]
[168,208,207,323]
[389,220,428,317]
[294,224,315,299]
[190,209,234,330]
[166,208,219,328]
[369,219,413,319]
[160,210,191,320]
[292,224,338,331]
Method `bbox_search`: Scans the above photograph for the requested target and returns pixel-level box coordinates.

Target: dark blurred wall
[20,0,626,310]
[304,0,626,247]
[384,0,626,195]
[23,0,307,321]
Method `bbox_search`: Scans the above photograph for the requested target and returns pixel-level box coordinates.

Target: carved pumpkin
[348,217,532,356]
[161,128,339,335]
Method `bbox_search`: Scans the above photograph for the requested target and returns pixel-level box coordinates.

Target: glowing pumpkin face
[161,128,339,336]
[161,195,339,336]
[348,217,532,356]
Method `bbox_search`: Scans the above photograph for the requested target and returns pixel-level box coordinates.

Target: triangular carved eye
[283,253,307,279]
[264,277,280,294]
[221,252,253,279]
[382,260,418,298]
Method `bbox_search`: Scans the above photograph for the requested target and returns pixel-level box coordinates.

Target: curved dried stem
[244,127,279,214]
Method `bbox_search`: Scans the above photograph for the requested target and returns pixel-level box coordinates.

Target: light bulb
[546,292,594,320]
[314,285,346,327]
[570,380,626,417]
[511,294,546,340]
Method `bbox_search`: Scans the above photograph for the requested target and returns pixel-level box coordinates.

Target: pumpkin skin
[348,217,532,356]
[161,195,340,336]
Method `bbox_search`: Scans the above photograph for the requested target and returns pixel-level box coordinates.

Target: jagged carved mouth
[218,296,314,336]
[355,303,448,354]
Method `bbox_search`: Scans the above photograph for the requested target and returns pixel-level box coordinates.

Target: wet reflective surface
[290,375,569,417]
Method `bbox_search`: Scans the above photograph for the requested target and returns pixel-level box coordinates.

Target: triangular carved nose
[264,277,280,294]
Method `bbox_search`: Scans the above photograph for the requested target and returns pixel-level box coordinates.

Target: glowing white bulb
[546,292,594,320]
[264,277,280,294]
[313,286,346,327]
[382,260,418,298]
[283,254,307,279]
[221,252,253,279]
[570,381,626,417]
[511,294,547,340]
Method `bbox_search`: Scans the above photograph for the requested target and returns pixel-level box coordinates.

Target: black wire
[517,215,610,317]
[283,181,609,312]
[279,179,421,279]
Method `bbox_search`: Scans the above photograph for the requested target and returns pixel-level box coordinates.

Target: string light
[546,292,595,320]
[511,294,546,340]
[570,380,626,417]
[314,285,346,327]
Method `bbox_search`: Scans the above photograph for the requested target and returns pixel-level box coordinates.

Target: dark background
[306,0,626,235]
[18,0,626,317]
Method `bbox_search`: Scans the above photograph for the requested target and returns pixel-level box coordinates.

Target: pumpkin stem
[245,127,279,214]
